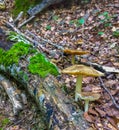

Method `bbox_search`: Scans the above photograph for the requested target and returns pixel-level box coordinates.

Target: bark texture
[0,61,89,130]
[27,0,64,16]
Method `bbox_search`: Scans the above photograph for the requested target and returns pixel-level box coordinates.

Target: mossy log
[0,63,89,129]
[27,0,64,16]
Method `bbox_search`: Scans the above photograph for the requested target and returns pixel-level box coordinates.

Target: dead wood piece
[14,11,24,26]
[0,64,89,130]
[27,0,64,16]
[5,21,49,53]
[0,74,23,115]
[18,16,35,29]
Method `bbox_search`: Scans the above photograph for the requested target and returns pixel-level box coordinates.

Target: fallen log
[0,63,89,130]
[27,0,64,16]
[0,74,23,115]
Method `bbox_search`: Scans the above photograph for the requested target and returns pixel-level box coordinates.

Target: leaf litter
[0,0,119,129]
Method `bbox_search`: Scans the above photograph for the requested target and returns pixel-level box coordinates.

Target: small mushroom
[64,49,89,64]
[62,65,104,101]
[77,92,101,112]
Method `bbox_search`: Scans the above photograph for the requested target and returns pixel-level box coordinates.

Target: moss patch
[0,42,33,67]
[28,53,59,78]
[12,0,41,16]
[0,41,59,78]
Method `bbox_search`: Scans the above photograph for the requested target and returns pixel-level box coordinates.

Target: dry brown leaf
[107,116,118,129]
[83,112,94,123]
[95,108,106,117]
[88,108,99,116]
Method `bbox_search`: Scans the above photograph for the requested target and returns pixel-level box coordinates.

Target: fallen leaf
[83,112,94,123]
[95,108,106,117]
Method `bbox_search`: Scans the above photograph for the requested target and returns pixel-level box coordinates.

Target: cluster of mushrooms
[62,49,104,112]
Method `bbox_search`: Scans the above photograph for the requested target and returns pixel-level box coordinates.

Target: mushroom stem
[84,100,89,112]
[71,55,75,64]
[75,75,83,101]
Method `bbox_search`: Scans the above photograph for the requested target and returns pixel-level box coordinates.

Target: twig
[98,77,119,109]
[26,30,64,50]
[14,11,24,25]
[5,21,49,53]
[18,16,35,29]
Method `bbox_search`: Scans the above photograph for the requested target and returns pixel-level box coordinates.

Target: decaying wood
[27,0,64,16]
[0,63,89,130]
[0,74,23,115]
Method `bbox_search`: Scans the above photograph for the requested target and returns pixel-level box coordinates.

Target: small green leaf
[69,20,75,25]
[98,31,104,35]
[113,30,119,38]
[46,25,51,30]
[53,15,59,21]
[103,11,109,16]
[78,18,85,25]
[104,23,112,27]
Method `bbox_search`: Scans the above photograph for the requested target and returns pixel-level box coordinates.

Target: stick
[14,11,24,25]
[18,16,35,29]
[98,77,119,109]
[5,21,49,53]
[26,30,64,50]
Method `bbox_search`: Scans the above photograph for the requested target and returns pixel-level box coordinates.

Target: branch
[26,30,64,50]
[5,21,49,53]
[98,77,119,109]
[0,74,24,115]
[18,16,35,29]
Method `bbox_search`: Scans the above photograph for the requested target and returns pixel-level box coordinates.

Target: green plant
[98,31,104,36]
[28,53,59,78]
[46,25,51,30]
[0,42,33,67]
[76,18,85,26]
[53,15,59,21]
[113,30,119,38]
[12,0,41,16]
[8,31,30,44]
[69,18,85,27]
[98,11,112,27]
[0,115,10,129]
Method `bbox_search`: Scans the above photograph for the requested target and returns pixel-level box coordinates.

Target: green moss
[28,53,59,78]
[0,115,10,129]
[0,42,33,67]
[0,39,59,79]
[12,0,41,16]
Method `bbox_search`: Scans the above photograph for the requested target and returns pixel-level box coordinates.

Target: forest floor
[0,0,119,130]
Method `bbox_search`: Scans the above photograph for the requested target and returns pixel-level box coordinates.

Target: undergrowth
[12,0,41,16]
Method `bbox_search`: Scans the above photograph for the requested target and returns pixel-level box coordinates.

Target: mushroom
[77,92,101,112]
[62,65,104,101]
[64,49,89,64]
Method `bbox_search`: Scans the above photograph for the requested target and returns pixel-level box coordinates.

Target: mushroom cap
[62,65,104,77]
[64,49,89,55]
[77,92,101,101]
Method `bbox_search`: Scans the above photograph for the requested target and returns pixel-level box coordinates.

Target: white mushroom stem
[84,100,89,112]
[75,75,83,101]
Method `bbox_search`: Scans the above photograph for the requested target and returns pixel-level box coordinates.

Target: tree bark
[27,0,64,16]
[0,62,89,130]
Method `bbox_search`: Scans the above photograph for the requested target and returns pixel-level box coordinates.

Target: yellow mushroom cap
[62,65,104,77]
[77,92,101,101]
[64,49,89,55]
